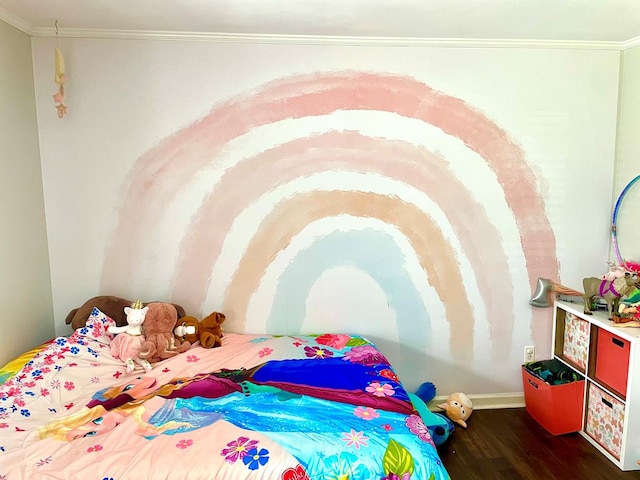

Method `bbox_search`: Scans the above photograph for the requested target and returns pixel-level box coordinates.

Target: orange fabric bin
[522,361,585,435]
[594,329,630,395]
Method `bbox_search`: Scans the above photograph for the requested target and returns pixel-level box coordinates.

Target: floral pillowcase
[69,307,116,345]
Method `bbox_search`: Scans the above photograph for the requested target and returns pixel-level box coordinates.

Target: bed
[0,307,450,480]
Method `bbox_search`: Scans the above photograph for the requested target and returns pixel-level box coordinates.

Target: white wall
[0,21,54,365]
[613,46,640,265]
[30,37,620,395]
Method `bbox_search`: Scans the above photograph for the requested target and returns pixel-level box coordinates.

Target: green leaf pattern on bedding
[383,438,415,478]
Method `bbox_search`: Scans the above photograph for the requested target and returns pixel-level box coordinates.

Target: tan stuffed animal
[174,311,225,349]
[65,295,186,330]
[437,392,473,428]
[138,303,191,363]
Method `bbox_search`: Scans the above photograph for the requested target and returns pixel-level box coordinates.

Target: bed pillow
[70,307,116,345]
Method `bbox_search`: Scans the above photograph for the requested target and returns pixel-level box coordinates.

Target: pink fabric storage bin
[562,312,589,371]
[585,382,625,459]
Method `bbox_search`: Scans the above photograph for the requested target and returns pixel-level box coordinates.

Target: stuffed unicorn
[108,300,152,373]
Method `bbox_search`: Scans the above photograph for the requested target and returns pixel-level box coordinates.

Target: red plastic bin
[594,329,630,395]
[522,362,585,435]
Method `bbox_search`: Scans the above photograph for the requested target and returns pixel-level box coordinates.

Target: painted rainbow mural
[101,71,559,392]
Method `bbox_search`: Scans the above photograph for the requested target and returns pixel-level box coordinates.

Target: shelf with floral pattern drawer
[553,308,590,372]
[551,300,640,471]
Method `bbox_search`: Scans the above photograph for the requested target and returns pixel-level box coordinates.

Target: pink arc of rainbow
[102,71,559,350]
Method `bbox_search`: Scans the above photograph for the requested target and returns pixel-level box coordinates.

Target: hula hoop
[612,174,640,264]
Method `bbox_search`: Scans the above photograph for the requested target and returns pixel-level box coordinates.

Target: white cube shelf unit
[552,300,640,471]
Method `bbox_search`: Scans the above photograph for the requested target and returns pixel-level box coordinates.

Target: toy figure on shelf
[613,302,640,327]
[601,261,627,282]
[583,272,640,320]
[108,300,152,373]
[620,260,640,304]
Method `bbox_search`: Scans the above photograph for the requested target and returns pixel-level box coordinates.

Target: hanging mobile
[53,19,68,118]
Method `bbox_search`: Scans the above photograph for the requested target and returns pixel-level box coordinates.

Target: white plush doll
[108,300,152,373]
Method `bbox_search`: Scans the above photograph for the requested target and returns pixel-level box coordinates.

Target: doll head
[437,392,473,428]
[124,300,149,327]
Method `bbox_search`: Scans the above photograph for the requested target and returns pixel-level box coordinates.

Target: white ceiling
[1,0,640,46]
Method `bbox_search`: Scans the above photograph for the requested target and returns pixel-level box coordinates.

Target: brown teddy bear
[65,296,186,330]
[174,311,225,349]
[138,303,191,363]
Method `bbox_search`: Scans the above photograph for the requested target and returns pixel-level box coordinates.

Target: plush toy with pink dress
[108,300,152,373]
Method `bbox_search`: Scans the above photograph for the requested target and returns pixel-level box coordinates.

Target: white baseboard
[427,393,525,411]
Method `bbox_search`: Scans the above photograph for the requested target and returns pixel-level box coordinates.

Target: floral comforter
[0,308,450,480]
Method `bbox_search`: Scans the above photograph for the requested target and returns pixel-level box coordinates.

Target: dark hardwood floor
[438,408,640,479]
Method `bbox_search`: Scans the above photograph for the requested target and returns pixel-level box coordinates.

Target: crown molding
[0,12,627,50]
[26,26,627,50]
[0,6,32,35]
[622,35,640,50]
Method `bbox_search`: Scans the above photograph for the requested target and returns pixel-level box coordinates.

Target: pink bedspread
[0,309,449,480]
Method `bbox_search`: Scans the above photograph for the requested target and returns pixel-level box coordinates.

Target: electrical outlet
[524,346,535,363]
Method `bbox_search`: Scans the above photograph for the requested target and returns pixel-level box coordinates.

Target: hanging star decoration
[53,46,68,118]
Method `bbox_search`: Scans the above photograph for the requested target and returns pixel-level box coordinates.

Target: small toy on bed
[410,382,455,447]
[65,295,187,330]
[437,391,474,428]
[174,311,226,348]
[138,303,191,363]
[108,300,152,373]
